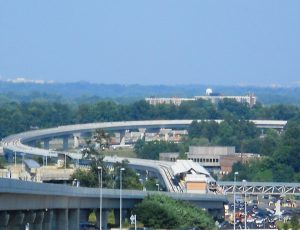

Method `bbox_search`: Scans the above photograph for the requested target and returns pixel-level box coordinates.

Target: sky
[0,1,300,86]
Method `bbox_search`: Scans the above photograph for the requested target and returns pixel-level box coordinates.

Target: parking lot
[219,194,300,229]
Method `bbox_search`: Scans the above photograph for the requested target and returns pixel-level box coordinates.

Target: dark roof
[24,159,40,169]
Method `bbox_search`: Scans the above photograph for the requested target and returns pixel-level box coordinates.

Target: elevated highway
[0,119,287,193]
[1,119,287,160]
[0,178,227,229]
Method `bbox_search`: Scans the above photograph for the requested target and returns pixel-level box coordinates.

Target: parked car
[79,222,98,230]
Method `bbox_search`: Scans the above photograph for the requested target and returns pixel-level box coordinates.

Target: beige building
[159,152,180,162]
[185,174,207,194]
[187,146,235,167]
[187,146,260,175]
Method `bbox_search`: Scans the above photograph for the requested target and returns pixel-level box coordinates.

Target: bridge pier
[63,136,69,151]
[68,209,79,230]
[42,210,53,230]
[73,135,80,149]
[7,211,24,230]
[113,209,120,227]
[29,211,44,230]
[0,211,9,229]
[43,138,51,150]
[96,209,109,230]
[79,209,90,222]
[119,130,126,145]
[23,210,36,225]
[138,128,146,139]
[54,209,68,230]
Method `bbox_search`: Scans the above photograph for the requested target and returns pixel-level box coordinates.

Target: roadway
[0,178,227,229]
[0,119,287,194]
[1,119,287,160]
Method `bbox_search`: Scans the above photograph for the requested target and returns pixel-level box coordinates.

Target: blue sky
[0,1,299,86]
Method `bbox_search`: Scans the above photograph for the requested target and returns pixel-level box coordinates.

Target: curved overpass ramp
[1,120,287,193]
[1,119,287,159]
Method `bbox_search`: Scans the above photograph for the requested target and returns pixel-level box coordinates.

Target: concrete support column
[73,134,80,149]
[0,211,10,230]
[56,209,68,230]
[79,209,90,222]
[68,209,79,230]
[96,209,108,230]
[43,138,51,150]
[138,128,146,139]
[63,136,69,151]
[164,133,169,141]
[29,211,44,230]
[23,211,36,225]
[7,211,24,230]
[119,130,126,145]
[113,209,120,227]
[42,210,53,230]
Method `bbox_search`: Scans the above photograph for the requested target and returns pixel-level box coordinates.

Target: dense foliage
[134,139,183,160]
[134,194,216,229]
[72,159,143,189]
[188,118,260,152]
[223,120,300,182]
[1,98,300,140]
[71,130,142,189]
[2,97,300,182]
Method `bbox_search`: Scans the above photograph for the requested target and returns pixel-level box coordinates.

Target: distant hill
[0,81,300,105]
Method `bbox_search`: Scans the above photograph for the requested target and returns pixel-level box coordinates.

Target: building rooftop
[23,159,40,169]
[171,160,210,176]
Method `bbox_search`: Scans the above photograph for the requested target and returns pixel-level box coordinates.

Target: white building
[145,89,256,107]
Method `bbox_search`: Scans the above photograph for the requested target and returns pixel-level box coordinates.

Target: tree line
[1,98,300,139]
[223,120,300,182]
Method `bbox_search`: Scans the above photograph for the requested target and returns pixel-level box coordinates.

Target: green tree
[134,140,180,160]
[290,212,299,230]
[134,194,216,230]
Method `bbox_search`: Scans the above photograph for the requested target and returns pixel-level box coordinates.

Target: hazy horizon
[1,1,300,86]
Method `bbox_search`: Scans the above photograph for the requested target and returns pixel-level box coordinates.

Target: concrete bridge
[2,119,287,161]
[0,178,227,230]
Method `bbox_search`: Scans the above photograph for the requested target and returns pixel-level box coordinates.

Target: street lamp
[242,179,247,230]
[156,183,160,191]
[14,151,17,168]
[64,153,67,170]
[97,166,103,230]
[120,168,125,230]
[233,172,239,230]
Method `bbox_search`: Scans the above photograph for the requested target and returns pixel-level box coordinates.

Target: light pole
[233,172,239,230]
[120,168,125,230]
[156,183,160,191]
[242,179,247,230]
[14,151,16,168]
[64,153,66,170]
[98,166,102,230]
